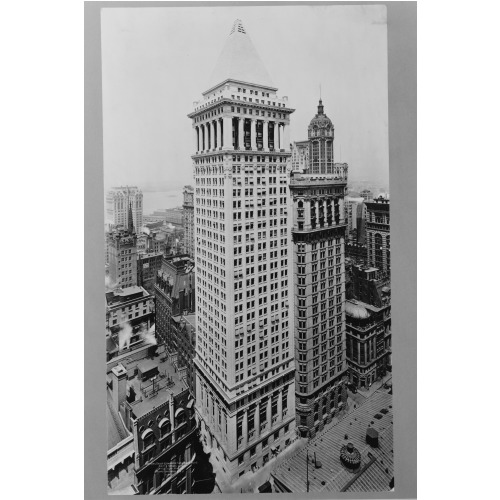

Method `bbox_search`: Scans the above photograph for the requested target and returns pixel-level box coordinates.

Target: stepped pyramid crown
[207,19,274,91]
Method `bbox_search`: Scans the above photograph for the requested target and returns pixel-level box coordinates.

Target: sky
[101,5,389,193]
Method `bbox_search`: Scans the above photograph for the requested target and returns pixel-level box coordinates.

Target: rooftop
[272,391,393,493]
[123,353,187,419]
[106,286,149,307]
[207,19,274,91]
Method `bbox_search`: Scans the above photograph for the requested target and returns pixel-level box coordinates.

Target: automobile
[347,383,357,394]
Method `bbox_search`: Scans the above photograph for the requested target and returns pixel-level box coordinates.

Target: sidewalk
[211,436,308,494]
[356,373,392,399]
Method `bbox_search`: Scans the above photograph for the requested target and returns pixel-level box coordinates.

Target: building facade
[171,314,197,398]
[105,285,155,359]
[137,252,164,294]
[106,186,144,232]
[345,295,391,389]
[154,254,196,353]
[188,19,296,485]
[107,229,138,289]
[183,185,195,258]
[290,100,349,438]
[291,140,309,172]
[365,197,390,273]
[107,353,197,495]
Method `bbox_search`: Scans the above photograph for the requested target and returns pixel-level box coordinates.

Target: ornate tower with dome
[307,99,335,174]
[289,99,349,439]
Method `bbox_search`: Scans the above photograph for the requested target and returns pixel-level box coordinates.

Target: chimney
[111,363,127,415]
[366,427,379,448]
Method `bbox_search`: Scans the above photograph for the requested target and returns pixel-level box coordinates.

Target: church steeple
[128,201,134,234]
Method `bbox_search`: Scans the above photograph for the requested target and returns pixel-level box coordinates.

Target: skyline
[101,5,389,192]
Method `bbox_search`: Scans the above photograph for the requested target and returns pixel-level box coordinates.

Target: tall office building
[106,186,144,233]
[365,197,390,273]
[107,229,138,289]
[290,100,349,438]
[188,19,296,485]
[291,140,309,173]
[183,185,195,258]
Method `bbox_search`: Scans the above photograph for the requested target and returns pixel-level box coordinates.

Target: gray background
[85,2,416,499]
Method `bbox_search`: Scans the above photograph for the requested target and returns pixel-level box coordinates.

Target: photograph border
[84,2,416,499]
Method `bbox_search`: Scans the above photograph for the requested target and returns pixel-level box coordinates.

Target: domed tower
[307,99,334,174]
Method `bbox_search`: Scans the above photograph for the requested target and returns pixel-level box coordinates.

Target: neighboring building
[183,186,195,258]
[171,314,197,398]
[154,254,196,354]
[291,140,309,172]
[106,186,143,232]
[365,197,390,273]
[155,255,196,398]
[105,285,155,359]
[345,197,367,266]
[271,391,394,493]
[345,298,391,390]
[344,197,364,243]
[360,189,373,201]
[188,19,296,485]
[106,351,198,494]
[137,252,164,294]
[107,228,138,289]
[290,99,349,439]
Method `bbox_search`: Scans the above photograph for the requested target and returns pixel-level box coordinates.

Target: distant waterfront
[142,190,183,214]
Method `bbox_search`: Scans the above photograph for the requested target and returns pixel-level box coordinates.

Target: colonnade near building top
[194,116,290,153]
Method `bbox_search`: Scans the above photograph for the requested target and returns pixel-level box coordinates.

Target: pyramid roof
[206,19,275,92]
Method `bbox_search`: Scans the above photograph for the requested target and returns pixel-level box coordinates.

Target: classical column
[243,409,248,446]
[251,119,257,150]
[207,123,212,151]
[263,120,269,151]
[284,123,290,151]
[201,125,205,151]
[238,117,244,150]
[278,123,284,151]
[194,127,198,153]
[217,119,222,150]
[278,390,283,420]
[266,397,272,428]
[273,121,279,151]
[212,121,217,150]
[222,116,232,150]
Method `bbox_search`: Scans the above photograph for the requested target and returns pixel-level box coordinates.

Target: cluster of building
[105,18,392,494]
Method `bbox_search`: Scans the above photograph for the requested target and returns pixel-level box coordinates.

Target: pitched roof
[207,19,274,91]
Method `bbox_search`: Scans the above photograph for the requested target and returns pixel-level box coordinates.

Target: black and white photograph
[100,2,400,496]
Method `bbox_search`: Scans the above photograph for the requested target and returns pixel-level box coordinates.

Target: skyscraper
[107,229,138,289]
[106,186,144,233]
[188,19,296,484]
[183,185,195,258]
[365,197,390,273]
[290,100,349,438]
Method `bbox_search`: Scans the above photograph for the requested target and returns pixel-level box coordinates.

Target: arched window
[141,428,155,450]
[159,418,171,437]
[175,408,186,427]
